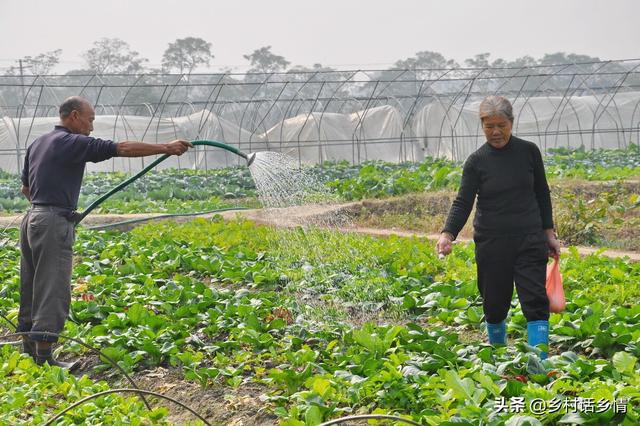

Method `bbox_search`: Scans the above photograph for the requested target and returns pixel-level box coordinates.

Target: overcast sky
[1,0,639,73]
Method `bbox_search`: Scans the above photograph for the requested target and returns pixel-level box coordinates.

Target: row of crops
[0,144,630,250]
[1,145,638,215]
[0,144,639,424]
[0,218,639,424]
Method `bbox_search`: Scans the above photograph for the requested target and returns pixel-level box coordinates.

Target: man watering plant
[436,96,561,360]
[19,96,192,370]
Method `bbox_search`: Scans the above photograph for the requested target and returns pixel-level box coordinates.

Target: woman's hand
[545,229,561,258]
[436,232,454,257]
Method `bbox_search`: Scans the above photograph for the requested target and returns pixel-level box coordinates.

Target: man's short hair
[59,97,88,119]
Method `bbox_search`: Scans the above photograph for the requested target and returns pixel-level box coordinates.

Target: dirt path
[2,202,639,262]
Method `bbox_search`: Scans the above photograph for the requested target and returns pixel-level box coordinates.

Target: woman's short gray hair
[479,96,514,122]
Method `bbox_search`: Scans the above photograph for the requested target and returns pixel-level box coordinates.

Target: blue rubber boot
[486,320,507,345]
[527,320,549,360]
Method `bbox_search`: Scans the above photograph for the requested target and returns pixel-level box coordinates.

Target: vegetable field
[0,145,639,425]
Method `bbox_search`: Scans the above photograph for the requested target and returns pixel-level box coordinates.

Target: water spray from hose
[75,140,256,225]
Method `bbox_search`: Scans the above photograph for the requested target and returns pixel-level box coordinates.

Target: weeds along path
[216,204,640,262]
[1,201,639,262]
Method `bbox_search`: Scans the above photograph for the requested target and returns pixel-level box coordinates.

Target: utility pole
[19,59,26,101]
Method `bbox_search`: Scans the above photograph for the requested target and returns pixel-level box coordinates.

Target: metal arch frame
[401,68,455,131]
[492,65,533,98]
[549,73,598,149]
[152,73,190,147]
[276,72,324,157]
[400,69,456,159]
[95,102,118,116]
[217,101,247,150]
[237,73,276,152]
[16,76,41,156]
[195,80,242,168]
[351,69,411,163]
[542,74,579,150]
[284,72,347,163]
[351,78,380,163]
[278,71,321,126]
[78,73,103,99]
[329,96,367,162]
[409,90,457,159]
[590,62,640,149]
[536,62,613,150]
[194,73,229,139]
[248,79,292,148]
[558,96,587,148]
[20,84,46,158]
[565,62,625,149]
[291,77,326,164]
[213,99,238,122]
[513,63,576,151]
[433,72,483,161]
[371,95,409,162]
[31,75,62,114]
[38,104,59,117]
[3,61,640,171]
[173,101,200,169]
[175,100,198,117]
[315,70,360,161]
[104,73,147,172]
[537,91,563,152]
[550,72,622,149]
[448,67,493,160]
[246,100,274,152]
[518,101,544,147]
[629,97,640,145]
[1,116,23,173]
[400,80,428,162]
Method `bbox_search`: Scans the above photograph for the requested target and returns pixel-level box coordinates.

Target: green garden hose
[86,207,250,231]
[76,140,256,225]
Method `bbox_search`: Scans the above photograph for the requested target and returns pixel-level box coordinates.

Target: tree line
[3,36,620,77]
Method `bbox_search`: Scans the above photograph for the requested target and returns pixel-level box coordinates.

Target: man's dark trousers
[18,206,75,342]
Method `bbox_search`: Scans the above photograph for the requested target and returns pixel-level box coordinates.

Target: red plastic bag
[546,256,566,313]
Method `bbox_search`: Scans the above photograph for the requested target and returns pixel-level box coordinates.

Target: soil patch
[70,354,278,426]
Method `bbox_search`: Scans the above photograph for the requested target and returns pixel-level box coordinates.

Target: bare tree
[393,51,459,69]
[243,46,290,74]
[6,49,63,75]
[464,53,492,68]
[161,37,214,74]
[82,38,148,74]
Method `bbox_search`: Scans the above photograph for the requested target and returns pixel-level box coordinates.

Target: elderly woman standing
[437,96,561,359]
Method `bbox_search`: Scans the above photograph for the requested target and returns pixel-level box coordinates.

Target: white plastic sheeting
[414,92,640,161]
[261,106,415,163]
[263,112,355,163]
[1,92,639,173]
[0,110,262,173]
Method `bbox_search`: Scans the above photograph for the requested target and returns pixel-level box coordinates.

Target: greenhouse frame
[1,59,639,173]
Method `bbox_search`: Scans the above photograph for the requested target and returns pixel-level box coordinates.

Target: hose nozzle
[245,152,257,166]
[237,150,256,166]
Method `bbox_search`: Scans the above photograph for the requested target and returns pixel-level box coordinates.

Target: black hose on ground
[0,330,152,410]
[44,388,211,426]
[1,330,212,424]
[85,207,249,231]
[0,311,16,330]
[319,414,422,425]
